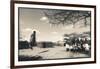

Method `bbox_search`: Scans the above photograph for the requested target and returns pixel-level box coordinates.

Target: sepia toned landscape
[18,8,91,61]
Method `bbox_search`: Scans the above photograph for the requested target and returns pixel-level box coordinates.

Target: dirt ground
[19,46,90,60]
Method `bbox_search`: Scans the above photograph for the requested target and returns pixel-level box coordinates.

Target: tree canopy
[43,9,91,27]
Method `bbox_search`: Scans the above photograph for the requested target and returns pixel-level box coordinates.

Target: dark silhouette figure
[29,31,37,49]
[71,37,76,46]
[75,38,80,46]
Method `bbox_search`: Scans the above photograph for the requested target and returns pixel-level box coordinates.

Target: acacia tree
[43,10,91,27]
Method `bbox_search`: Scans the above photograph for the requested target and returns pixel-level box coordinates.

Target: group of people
[64,37,91,53]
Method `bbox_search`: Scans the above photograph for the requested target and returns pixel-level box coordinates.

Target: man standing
[29,31,37,49]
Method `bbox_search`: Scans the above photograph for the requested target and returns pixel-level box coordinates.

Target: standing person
[71,37,76,46]
[80,38,84,51]
[83,38,90,53]
[84,38,88,44]
[75,38,79,47]
[29,31,37,50]
[65,43,70,51]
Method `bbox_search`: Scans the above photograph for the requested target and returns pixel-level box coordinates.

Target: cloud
[40,16,48,21]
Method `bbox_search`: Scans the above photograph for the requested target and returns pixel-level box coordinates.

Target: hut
[37,41,54,48]
[19,40,29,49]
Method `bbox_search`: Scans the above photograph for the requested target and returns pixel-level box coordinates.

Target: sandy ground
[19,46,90,60]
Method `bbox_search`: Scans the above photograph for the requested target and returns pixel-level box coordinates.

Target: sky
[19,8,90,42]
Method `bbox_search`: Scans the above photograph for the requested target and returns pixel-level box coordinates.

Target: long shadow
[18,55,43,61]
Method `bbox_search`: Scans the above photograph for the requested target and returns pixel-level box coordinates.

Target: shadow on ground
[18,55,43,61]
